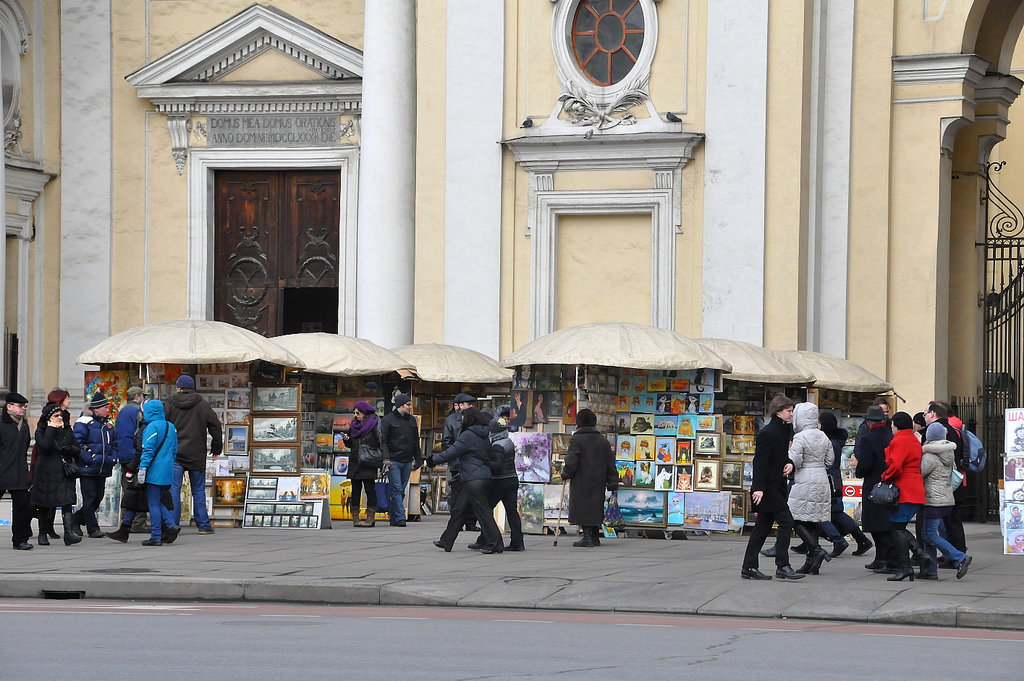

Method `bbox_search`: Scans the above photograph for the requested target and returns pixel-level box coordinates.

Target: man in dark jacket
[925,400,967,558]
[469,408,524,551]
[856,404,894,571]
[442,392,478,531]
[73,392,118,538]
[741,394,804,580]
[164,375,222,534]
[0,391,34,549]
[380,393,422,527]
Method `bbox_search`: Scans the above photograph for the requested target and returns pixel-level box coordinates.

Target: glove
[413,457,423,471]
[137,467,147,485]
[423,456,435,468]
[382,460,392,473]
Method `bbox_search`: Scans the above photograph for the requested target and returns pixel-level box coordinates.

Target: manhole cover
[84,568,156,574]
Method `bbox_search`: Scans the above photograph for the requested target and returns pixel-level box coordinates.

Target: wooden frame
[251,416,299,443]
[694,458,721,491]
[251,447,300,473]
[720,459,744,491]
[696,432,721,456]
[252,385,301,412]
[211,476,246,506]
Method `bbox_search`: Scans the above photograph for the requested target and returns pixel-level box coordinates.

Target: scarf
[349,412,379,439]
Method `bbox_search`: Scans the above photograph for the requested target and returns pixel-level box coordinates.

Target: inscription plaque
[207,115,339,147]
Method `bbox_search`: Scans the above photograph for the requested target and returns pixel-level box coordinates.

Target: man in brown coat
[562,408,618,547]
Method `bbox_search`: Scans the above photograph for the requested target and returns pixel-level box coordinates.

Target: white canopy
[392,343,513,384]
[776,350,893,393]
[272,333,414,376]
[77,319,305,367]
[697,338,814,384]
[501,322,732,372]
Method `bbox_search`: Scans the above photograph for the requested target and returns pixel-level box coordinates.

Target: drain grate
[42,590,85,599]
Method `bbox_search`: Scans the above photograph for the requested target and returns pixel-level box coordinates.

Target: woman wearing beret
[340,401,383,527]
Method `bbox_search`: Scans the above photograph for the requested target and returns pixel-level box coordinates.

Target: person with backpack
[920,422,972,579]
[426,407,503,553]
[925,401,968,562]
[468,408,523,552]
[137,399,180,546]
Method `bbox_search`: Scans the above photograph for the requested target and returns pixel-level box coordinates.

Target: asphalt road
[1,600,1021,681]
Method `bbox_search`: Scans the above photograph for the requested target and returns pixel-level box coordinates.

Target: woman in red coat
[879,411,927,581]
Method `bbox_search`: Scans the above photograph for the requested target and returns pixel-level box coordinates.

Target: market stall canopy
[776,350,893,393]
[77,319,306,367]
[500,322,732,372]
[697,338,814,384]
[272,333,414,376]
[392,343,513,384]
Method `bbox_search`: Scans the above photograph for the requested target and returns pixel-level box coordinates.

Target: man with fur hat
[0,391,34,549]
[379,393,422,526]
[72,392,118,538]
[164,375,222,535]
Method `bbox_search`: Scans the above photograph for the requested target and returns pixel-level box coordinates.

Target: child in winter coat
[138,400,180,546]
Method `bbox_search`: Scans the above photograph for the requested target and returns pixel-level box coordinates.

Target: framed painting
[634,460,654,487]
[227,455,250,473]
[667,491,685,525]
[226,425,249,453]
[694,459,721,491]
[517,483,545,533]
[616,461,635,486]
[654,464,674,491]
[617,489,666,527]
[226,388,250,410]
[653,414,678,437]
[253,385,300,412]
[543,484,569,519]
[695,414,720,432]
[654,437,675,464]
[510,431,552,483]
[634,435,655,461]
[674,440,693,465]
[616,435,635,461]
[251,447,300,473]
[275,475,301,501]
[300,472,331,498]
[629,413,654,435]
[730,492,747,530]
[252,416,299,442]
[683,490,731,531]
[696,433,721,456]
[674,464,693,491]
[676,415,697,439]
[212,476,246,506]
[720,459,744,491]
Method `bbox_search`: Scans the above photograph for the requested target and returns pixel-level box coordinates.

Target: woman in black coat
[855,405,894,571]
[31,401,81,546]
[426,407,504,554]
[562,408,617,547]
[340,401,383,527]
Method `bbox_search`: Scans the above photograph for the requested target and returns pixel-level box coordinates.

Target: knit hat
[393,393,410,408]
[176,375,196,390]
[453,392,476,404]
[4,391,27,405]
[489,416,509,435]
[41,402,62,422]
[925,422,946,442]
[496,404,512,418]
[89,392,108,409]
[354,400,376,414]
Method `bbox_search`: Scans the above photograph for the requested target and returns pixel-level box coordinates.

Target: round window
[571,0,645,87]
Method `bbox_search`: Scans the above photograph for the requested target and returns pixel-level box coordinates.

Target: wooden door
[214,170,340,336]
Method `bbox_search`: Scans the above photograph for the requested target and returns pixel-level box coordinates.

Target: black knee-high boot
[887,528,915,581]
[62,510,82,546]
[794,523,830,575]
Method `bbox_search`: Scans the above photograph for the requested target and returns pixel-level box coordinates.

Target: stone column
[356,0,416,347]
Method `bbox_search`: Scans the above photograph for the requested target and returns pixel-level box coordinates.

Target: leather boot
[42,508,60,540]
[887,529,915,581]
[572,528,595,547]
[365,509,376,527]
[351,505,363,527]
[37,531,49,546]
[908,534,936,577]
[106,524,131,543]
[590,526,602,546]
[793,524,822,574]
[62,511,82,546]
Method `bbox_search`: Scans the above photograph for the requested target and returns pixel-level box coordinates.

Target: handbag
[61,456,80,479]
[867,480,900,509]
[358,423,385,468]
[604,490,626,532]
[950,467,965,488]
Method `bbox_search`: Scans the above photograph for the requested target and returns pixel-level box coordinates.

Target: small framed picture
[253,385,301,413]
[251,416,299,442]
[226,425,249,453]
[211,477,246,506]
[696,433,721,456]
[694,458,721,491]
[251,447,300,473]
[720,459,744,491]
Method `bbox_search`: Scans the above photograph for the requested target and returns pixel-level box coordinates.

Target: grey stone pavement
[0,517,1020,630]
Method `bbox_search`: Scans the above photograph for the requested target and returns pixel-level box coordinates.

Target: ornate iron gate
[981,161,1024,520]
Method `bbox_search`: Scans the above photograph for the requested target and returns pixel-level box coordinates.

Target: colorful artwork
[721,460,744,490]
[677,415,696,439]
[212,477,246,506]
[732,415,756,435]
[83,370,130,418]
[674,465,693,491]
[674,440,692,465]
[562,391,577,425]
[616,462,635,486]
[510,432,552,483]
[667,492,685,524]
[696,414,718,432]
[300,472,331,498]
[730,435,756,455]
[683,490,730,531]
[655,393,674,415]
[654,464,674,490]
[616,435,635,461]
[617,489,666,526]
[634,435,655,461]
[630,413,654,435]
[696,433,721,455]
[647,376,667,393]
[550,434,571,482]
[517,483,546,533]
[634,460,654,487]
[730,492,747,531]
[695,459,721,491]
[655,437,675,463]
[653,415,678,437]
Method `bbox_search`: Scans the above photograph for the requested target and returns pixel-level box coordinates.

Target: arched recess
[945,0,1024,521]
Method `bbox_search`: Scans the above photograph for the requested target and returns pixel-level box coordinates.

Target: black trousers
[73,476,107,533]
[448,478,477,528]
[742,505,794,570]
[350,478,377,515]
[476,477,523,549]
[0,488,33,546]
[439,479,501,551]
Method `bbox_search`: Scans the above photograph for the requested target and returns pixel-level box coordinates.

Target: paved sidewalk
[0,517,1019,630]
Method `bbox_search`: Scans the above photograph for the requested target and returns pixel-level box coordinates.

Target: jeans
[923,516,966,573]
[145,484,171,540]
[75,476,107,533]
[171,464,211,531]
[387,461,412,522]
